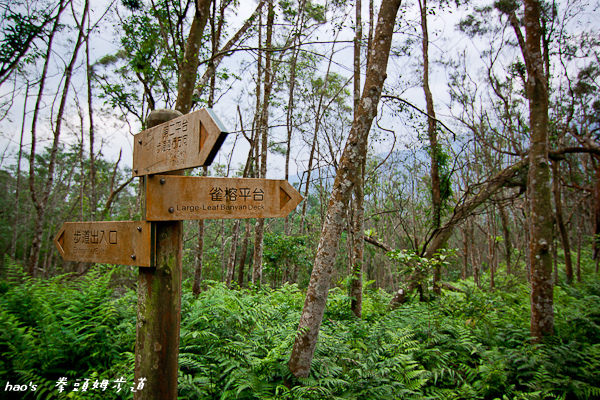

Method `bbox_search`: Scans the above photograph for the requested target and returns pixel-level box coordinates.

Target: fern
[3,262,600,399]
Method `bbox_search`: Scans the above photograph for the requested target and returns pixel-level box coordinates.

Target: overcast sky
[1,0,598,181]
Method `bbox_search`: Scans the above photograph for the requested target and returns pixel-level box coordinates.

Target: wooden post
[135,109,183,400]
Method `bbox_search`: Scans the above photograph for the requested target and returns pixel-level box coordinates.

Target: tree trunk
[488,214,497,290]
[10,84,29,258]
[419,0,442,295]
[237,220,251,287]
[350,160,365,318]
[78,109,86,221]
[193,166,208,296]
[86,31,96,220]
[29,0,84,276]
[499,204,512,274]
[552,161,573,283]
[299,49,338,235]
[174,0,211,115]
[510,0,554,341]
[461,224,468,280]
[576,227,582,283]
[592,155,600,267]
[553,227,559,286]
[252,0,274,285]
[288,0,402,378]
[284,0,307,236]
[349,0,364,318]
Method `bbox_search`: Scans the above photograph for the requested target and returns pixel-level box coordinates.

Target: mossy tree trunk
[507,0,554,341]
[288,0,403,378]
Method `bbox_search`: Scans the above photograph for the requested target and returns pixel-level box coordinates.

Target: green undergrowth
[1,258,600,399]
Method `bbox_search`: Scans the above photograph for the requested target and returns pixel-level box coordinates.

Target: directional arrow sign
[132,108,228,177]
[53,221,153,266]
[145,175,303,221]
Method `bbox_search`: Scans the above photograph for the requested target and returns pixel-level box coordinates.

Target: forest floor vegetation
[1,256,600,399]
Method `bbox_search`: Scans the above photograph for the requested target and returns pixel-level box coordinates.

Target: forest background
[1,0,600,398]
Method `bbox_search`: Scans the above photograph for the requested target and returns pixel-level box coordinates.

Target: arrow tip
[54,225,66,258]
[280,187,291,209]
[278,181,303,217]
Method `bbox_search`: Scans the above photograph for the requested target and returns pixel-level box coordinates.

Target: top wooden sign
[132,108,228,177]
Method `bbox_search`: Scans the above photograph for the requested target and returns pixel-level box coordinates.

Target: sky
[0,0,468,180]
[1,0,598,182]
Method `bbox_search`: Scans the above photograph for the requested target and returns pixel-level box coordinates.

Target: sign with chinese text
[132,108,228,177]
[145,175,303,221]
[53,221,152,266]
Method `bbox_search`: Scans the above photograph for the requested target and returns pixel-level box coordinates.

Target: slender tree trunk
[576,227,582,283]
[552,161,573,283]
[368,0,374,64]
[462,222,470,280]
[220,219,226,280]
[288,0,402,378]
[78,108,85,221]
[284,0,307,236]
[299,59,336,234]
[350,163,365,317]
[499,204,512,274]
[472,222,480,288]
[349,0,364,318]
[207,0,218,108]
[237,220,251,287]
[29,0,84,276]
[592,155,600,268]
[226,220,240,287]
[193,167,208,296]
[510,0,554,341]
[86,29,96,220]
[10,85,29,258]
[419,0,443,295]
[226,141,256,288]
[353,0,362,111]
[488,214,497,290]
[252,0,274,285]
[553,227,559,286]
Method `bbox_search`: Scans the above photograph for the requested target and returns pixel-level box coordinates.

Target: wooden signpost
[145,175,303,221]
[132,108,228,176]
[53,107,303,400]
[53,221,152,267]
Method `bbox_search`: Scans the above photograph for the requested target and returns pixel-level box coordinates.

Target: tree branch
[381,94,456,139]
